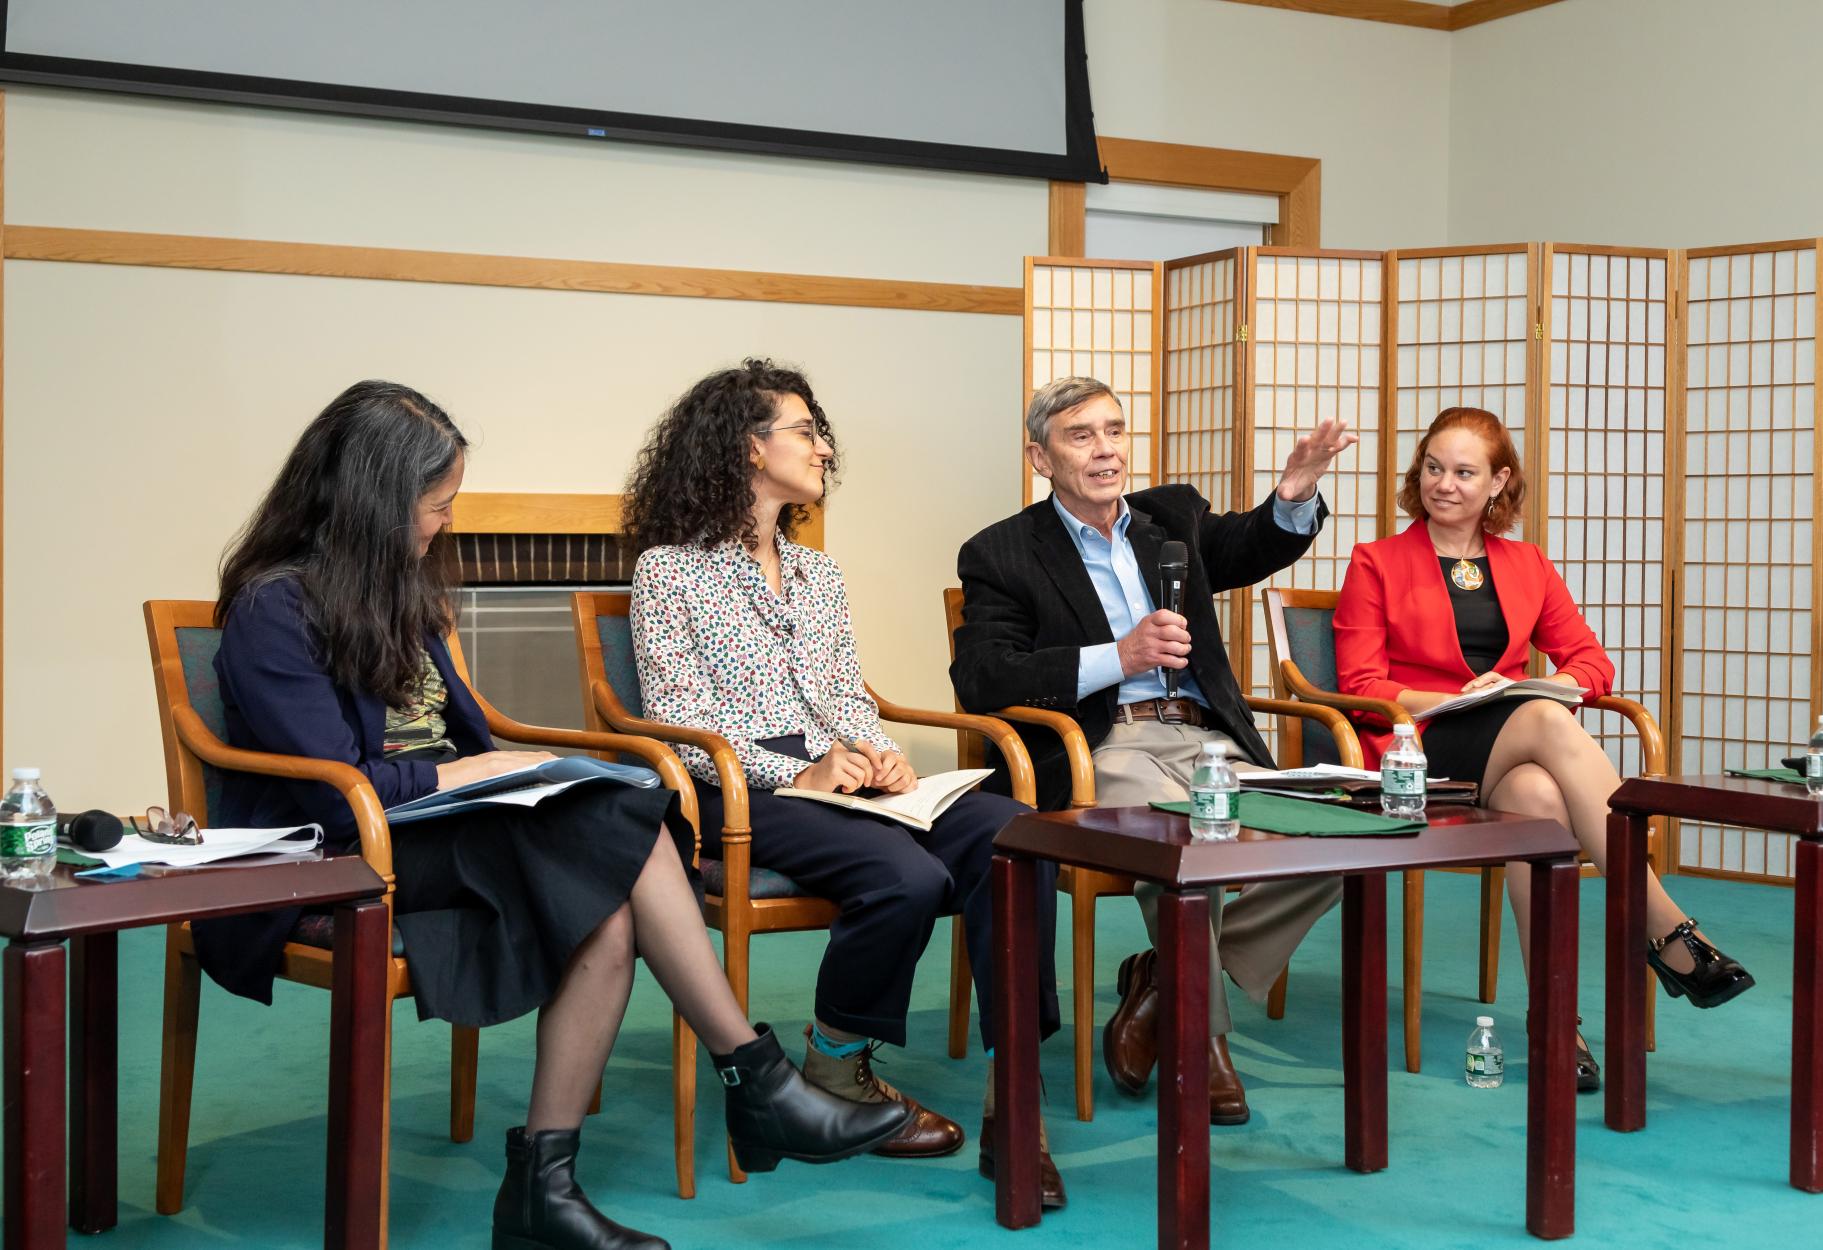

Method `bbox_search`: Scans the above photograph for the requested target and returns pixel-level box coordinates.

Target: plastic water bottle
[1381,723,1427,818]
[1189,741,1239,841]
[1465,1016,1504,1088]
[1807,715,1823,797]
[0,768,58,887]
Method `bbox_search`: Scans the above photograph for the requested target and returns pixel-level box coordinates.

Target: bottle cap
[10,767,39,781]
[1395,722,1414,735]
[1475,1015,1494,1028]
[1203,741,1226,756]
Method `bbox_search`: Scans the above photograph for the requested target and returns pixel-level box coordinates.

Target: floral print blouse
[630,535,899,790]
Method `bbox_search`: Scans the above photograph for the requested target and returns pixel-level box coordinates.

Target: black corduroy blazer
[951,483,1322,811]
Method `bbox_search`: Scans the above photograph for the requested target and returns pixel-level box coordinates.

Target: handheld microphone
[62,810,125,853]
[1158,540,1189,698]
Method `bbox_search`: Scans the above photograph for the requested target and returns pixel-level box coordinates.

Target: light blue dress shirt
[1054,492,1323,705]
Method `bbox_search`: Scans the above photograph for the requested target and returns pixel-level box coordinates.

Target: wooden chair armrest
[1589,694,1667,776]
[1244,696,1366,769]
[980,705,1096,809]
[171,705,395,880]
[587,683,751,834]
[1281,660,1413,727]
[868,687,1038,808]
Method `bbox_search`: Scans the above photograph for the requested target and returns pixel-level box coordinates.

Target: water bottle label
[0,820,55,857]
[1192,790,1234,822]
[1466,1051,1504,1077]
[1382,767,1425,797]
[1809,752,1823,780]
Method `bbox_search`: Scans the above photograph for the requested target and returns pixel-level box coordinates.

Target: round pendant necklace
[1437,536,1486,591]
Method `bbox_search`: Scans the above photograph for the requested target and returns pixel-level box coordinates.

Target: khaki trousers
[1092,718,1342,1035]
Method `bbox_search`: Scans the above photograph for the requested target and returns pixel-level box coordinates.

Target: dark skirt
[391,781,692,1028]
[1421,694,1556,791]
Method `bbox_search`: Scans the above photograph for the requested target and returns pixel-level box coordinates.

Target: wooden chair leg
[450,1025,479,1142]
[1071,885,1096,1122]
[673,1010,697,1199]
[948,915,971,1060]
[380,990,395,1250]
[1479,866,1504,1004]
[155,927,201,1216]
[1403,870,1424,1074]
[1266,966,1289,1020]
[722,924,751,1186]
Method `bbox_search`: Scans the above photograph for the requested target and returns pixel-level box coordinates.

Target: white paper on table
[87,824,323,869]
[1233,764,1380,782]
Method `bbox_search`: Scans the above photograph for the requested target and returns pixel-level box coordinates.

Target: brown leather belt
[1115,698,1208,728]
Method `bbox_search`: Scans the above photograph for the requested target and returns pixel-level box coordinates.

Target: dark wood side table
[1,854,389,1250]
[1605,774,1823,1192]
[991,805,1584,1248]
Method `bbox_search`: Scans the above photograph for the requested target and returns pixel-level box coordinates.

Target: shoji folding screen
[1676,242,1821,880]
[1023,258,1161,505]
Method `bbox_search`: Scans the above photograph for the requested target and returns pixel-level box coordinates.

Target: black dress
[1420,555,1554,789]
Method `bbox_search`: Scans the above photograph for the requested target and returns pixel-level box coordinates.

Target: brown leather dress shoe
[1208,1035,1250,1126]
[978,1114,1067,1210]
[1102,948,1159,1095]
[800,1027,964,1158]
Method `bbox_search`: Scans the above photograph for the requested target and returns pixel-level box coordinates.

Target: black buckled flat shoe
[1646,918,1755,1010]
[1574,1021,1600,1093]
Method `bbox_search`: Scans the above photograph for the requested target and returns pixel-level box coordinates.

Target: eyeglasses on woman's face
[758,420,825,448]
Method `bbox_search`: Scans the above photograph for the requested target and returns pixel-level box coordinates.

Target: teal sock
[809,1022,868,1059]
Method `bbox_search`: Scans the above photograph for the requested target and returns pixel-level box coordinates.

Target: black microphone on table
[1158,540,1189,698]
[61,810,124,853]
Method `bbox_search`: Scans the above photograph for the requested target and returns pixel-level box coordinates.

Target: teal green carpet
[16,872,1818,1247]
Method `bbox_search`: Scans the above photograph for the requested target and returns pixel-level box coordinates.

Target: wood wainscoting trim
[3,226,1023,317]
[451,493,825,551]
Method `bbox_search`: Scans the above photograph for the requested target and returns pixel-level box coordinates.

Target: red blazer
[1333,519,1614,767]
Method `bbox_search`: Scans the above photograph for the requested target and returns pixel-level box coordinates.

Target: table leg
[992,852,1042,1230]
[69,932,118,1233]
[1342,872,1388,1174]
[1526,857,1578,1239]
[4,940,66,1250]
[1794,838,1822,1193]
[326,899,388,1250]
[1157,888,1210,1250]
[1605,810,1649,1132]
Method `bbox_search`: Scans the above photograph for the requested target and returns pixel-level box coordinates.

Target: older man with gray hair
[950,376,1356,1126]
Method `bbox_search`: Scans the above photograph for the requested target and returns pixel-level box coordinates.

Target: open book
[1413,677,1585,723]
[774,768,994,832]
[386,755,660,826]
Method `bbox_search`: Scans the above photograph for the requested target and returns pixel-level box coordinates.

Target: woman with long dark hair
[625,360,1065,1208]
[204,380,907,1250]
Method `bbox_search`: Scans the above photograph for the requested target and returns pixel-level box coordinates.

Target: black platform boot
[710,1023,912,1173]
[492,1127,668,1250]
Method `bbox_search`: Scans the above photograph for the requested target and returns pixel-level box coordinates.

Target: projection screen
[0,0,1103,182]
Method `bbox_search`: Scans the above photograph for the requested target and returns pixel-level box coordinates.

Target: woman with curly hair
[625,359,1065,1208]
[206,380,909,1250]
[1334,407,1754,1092]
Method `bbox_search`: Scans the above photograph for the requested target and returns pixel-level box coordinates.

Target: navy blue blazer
[197,576,493,1001]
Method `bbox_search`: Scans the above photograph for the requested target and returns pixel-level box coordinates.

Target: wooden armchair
[940,588,1362,1120]
[145,600,701,1234]
[572,590,1036,1190]
[1263,586,1664,1070]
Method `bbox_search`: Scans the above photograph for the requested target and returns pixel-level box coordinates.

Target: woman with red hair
[1335,407,1753,1089]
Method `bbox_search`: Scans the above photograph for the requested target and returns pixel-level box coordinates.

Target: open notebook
[1413,677,1585,722]
[774,768,994,832]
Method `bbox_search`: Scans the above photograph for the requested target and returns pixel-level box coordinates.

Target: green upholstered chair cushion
[174,626,229,824]
[593,614,646,720]
[1281,605,1343,767]
[697,858,812,901]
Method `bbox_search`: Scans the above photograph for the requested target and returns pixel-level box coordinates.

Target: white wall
[1450,0,1823,246]
[1085,0,1454,249]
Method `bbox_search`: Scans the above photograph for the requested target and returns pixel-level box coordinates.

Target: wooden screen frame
[1021,255,1165,505]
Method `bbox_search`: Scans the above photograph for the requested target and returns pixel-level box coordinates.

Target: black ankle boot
[492,1127,668,1250]
[1646,918,1755,1009]
[710,1023,912,1173]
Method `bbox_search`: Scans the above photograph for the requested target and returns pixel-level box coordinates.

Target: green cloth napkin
[1725,767,1805,784]
[1150,793,1424,836]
